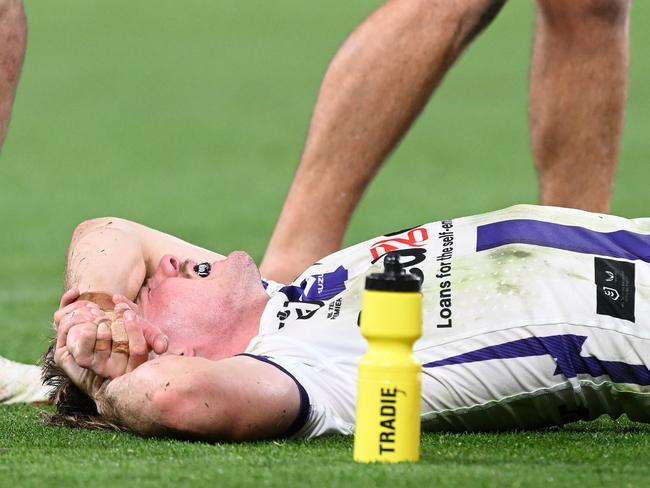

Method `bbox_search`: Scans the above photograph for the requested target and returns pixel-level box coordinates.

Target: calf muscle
[0,0,25,150]
[530,0,629,212]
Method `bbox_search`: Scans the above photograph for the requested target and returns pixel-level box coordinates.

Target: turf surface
[2,405,650,487]
[1,1,649,486]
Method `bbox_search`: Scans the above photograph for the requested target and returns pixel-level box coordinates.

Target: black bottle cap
[365,253,422,292]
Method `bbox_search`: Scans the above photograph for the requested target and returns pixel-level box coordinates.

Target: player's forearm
[0,0,26,149]
[64,216,224,302]
[65,218,147,301]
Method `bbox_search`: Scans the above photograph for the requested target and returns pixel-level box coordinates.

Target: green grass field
[1,1,649,486]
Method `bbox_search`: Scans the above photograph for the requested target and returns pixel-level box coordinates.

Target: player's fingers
[54,346,77,378]
[56,308,106,349]
[56,320,68,350]
[58,306,102,332]
[57,303,104,330]
[113,303,133,316]
[54,346,104,397]
[54,300,86,326]
[66,322,99,369]
[137,313,168,355]
[123,311,148,372]
[59,289,80,308]
[103,317,129,379]
[113,294,141,314]
[91,318,112,377]
[54,300,100,327]
[54,346,87,390]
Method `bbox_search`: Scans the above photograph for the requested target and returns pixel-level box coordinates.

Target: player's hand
[113,294,169,358]
[55,290,109,366]
[57,307,129,379]
[55,290,168,379]
[53,289,94,329]
[54,301,109,398]
[54,288,124,379]
[54,338,105,400]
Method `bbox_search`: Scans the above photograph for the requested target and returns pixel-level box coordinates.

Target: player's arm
[79,355,301,441]
[65,217,224,301]
[56,218,225,376]
[54,217,221,378]
[53,306,303,440]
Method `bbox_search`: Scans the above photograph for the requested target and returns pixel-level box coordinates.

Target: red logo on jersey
[370,227,429,261]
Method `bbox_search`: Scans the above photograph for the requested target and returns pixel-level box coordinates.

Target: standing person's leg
[0,0,26,150]
[262,0,506,283]
[0,0,31,404]
[530,0,630,213]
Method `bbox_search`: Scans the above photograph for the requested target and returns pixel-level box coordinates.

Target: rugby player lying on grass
[41,204,650,440]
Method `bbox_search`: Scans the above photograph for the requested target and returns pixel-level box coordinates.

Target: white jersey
[244,205,650,438]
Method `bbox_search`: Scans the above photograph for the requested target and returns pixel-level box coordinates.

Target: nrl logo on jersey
[594,257,635,322]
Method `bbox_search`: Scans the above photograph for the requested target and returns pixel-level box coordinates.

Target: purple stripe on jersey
[423,334,650,386]
[237,353,311,438]
[279,265,349,303]
[476,219,650,262]
[303,265,348,301]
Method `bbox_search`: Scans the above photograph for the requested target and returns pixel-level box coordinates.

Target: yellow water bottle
[353,253,422,463]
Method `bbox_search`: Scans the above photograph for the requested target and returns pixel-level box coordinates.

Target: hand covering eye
[194,262,211,278]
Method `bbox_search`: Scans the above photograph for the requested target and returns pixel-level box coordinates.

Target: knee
[536,0,630,30]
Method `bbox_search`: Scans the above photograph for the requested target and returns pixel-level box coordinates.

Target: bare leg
[262,0,506,283]
[0,0,26,150]
[0,2,35,404]
[530,0,629,213]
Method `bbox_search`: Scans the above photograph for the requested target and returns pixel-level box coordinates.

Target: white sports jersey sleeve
[246,205,650,438]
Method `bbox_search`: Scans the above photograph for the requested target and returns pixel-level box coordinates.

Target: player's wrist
[76,291,115,311]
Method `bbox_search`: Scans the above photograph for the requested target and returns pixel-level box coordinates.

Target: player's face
[136,252,268,359]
